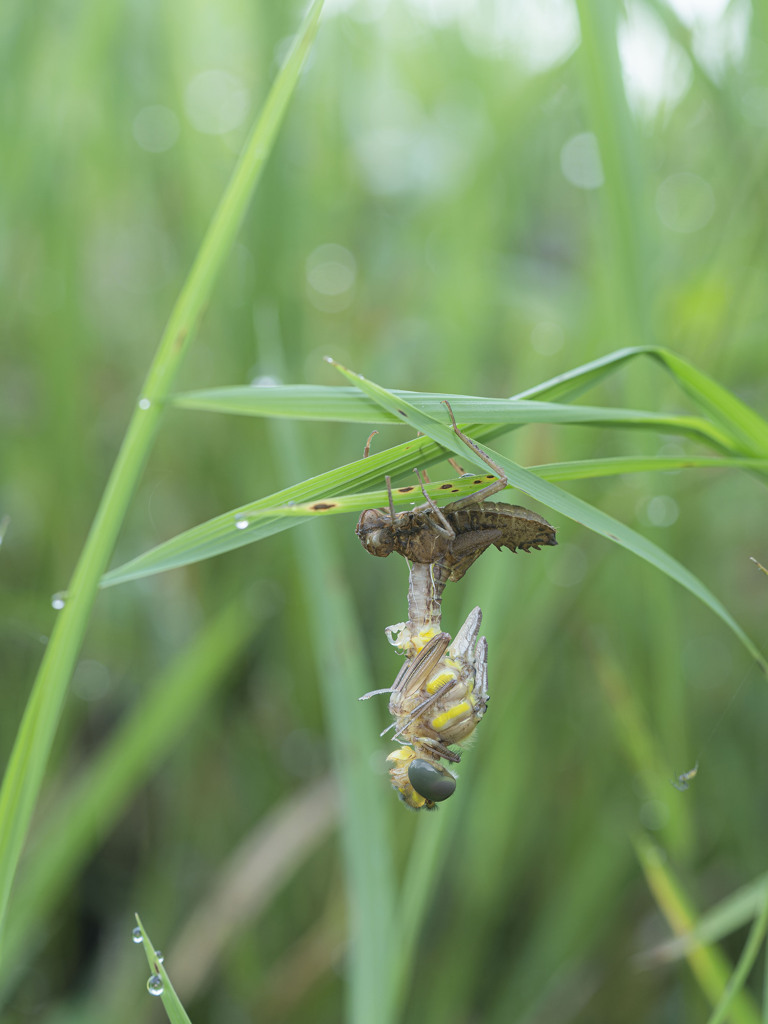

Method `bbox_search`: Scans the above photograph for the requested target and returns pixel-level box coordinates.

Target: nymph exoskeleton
[356,402,557,586]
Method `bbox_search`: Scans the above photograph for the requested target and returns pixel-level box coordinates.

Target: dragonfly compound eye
[356,509,395,556]
[408,759,456,803]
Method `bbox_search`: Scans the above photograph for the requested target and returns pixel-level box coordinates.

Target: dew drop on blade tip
[147,974,164,996]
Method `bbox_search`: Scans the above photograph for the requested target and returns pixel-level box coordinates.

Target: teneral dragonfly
[362,606,488,810]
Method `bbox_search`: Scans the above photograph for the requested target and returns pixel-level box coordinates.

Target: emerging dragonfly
[356,404,557,808]
[362,606,488,810]
[384,561,446,657]
[356,402,557,586]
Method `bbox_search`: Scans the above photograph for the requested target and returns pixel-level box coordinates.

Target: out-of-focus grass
[2,1,768,1022]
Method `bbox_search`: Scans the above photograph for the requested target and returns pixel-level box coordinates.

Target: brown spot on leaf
[397,486,416,493]
[310,502,336,511]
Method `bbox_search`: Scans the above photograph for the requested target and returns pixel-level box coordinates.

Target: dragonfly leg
[442,400,508,505]
[384,475,396,523]
[363,430,378,458]
[413,468,454,539]
[401,736,461,763]
[392,677,459,740]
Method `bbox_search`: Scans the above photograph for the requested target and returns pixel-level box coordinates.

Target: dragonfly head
[387,747,456,810]
[356,508,395,557]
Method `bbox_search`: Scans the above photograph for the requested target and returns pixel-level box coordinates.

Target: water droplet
[154,950,165,964]
[147,974,164,996]
[138,397,151,410]
[51,593,66,610]
[131,926,143,944]
[234,513,249,530]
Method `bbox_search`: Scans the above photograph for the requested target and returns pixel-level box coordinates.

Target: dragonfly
[356,402,557,588]
[361,606,488,810]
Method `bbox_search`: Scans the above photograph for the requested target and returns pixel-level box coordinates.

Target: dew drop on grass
[154,950,165,964]
[51,593,66,610]
[234,513,249,530]
[131,926,143,944]
[147,974,164,996]
[138,397,151,410]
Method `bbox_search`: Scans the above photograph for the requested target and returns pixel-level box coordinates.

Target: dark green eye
[408,759,456,803]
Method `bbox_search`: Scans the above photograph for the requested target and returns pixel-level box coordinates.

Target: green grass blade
[1,599,254,992]
[515,346,768,455]
[645,348,768,454]
[635,835,761,1024]
[574,2,651,350]
[133,915,192,1024]
[99,444,768,588]
[96,436,455,587]
[261,399,398,1024]
[329,361,768,674]
[704,883,768,1024]
[530,454,768,481]
[170,384,734,449]
[638,873,768,968]
[0,0,325,936]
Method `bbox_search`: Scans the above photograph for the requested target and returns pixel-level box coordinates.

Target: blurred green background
[2,0,768,1021]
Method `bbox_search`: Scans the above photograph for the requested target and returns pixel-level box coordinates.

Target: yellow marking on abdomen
[427,668,457,694]
[432,701,471,731]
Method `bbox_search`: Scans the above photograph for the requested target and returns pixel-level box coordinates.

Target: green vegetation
[2,1,768,1022]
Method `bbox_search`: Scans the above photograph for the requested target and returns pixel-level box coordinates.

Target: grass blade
[328,361,768,674]
[260,393,398,1024]
[170,384,734,449]
[635,835,761,1024]
[102,455,766,587]
[515,346,768,455]
[133,915,192,1024]
[704,883,768,1024]
[1,599,255,992]
[638,873,768,968]
[0,0,325,936]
